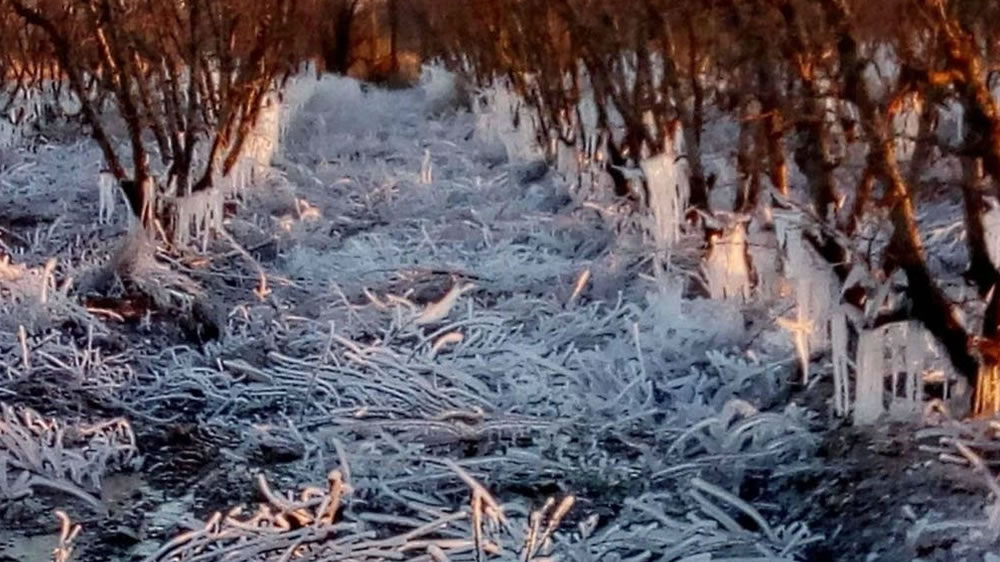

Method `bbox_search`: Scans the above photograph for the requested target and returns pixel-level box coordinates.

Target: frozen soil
[0,73,999,561]
[769,382,995,561]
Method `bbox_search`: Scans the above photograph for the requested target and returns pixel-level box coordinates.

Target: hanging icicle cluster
[702,214,752,301]
[0,84,49,149]
[773,210,837,383]
[242,92,281,182]
[168,87,306,249]
[472,80,542,163]
[853,325,885,425]
[640,147,690,250]
[848,321,935,425]
[277,63,319,145]
[174,188,223,252]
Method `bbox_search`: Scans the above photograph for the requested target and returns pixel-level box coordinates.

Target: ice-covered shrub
[0,256,90,335]
[421,65,470,115]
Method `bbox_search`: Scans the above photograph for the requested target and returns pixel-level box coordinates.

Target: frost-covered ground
[0,70,997,561]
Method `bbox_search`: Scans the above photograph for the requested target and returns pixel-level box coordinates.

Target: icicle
[98,172,116,224]
[640,131,690,250]
[956,105,964,145]
[831,309,850,417]
[887,324,910,418]
[420,149,433,184]
[139,176,155,227]
[228,159,250,195]
[854,327,886,425]
[704,216,751,300]
[905,322,926,404]
[201,189,221,253]
[983,201,1000,269]
[175,196,191,248]
[772,209,837,379]
[174,188,223,251]
[0,119,13,149]
[778,312,812,383]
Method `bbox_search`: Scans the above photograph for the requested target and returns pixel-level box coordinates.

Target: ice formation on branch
[983,200,1000,269]
[773,210,836,382]
[831,308,851,416]
[640,140,690,250]
[853,326,885,425]
[848,320,935,425]
[887,322,926,417]
[174,188,223,251]
[0,117,15,149]
[245,93,280,174]
[703,214,752,301]
[473,81,542,162]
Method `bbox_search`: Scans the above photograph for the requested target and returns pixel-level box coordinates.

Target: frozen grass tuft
[0,403,137,513]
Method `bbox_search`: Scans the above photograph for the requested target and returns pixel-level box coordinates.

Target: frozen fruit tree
[422,0,1000,417]
[3,0,316,232]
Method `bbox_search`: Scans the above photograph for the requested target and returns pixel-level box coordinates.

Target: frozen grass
[0,69,830,561]
[0,403,137,514]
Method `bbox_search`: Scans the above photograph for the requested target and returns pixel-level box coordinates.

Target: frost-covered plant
[51,510,82,562]
[560,479,820,561]
[666,400,816,478]
[0,403,138,513]
[420,149,433,185]
[0,255,92,335]
[145,462,574,562]
[9,0,314,230]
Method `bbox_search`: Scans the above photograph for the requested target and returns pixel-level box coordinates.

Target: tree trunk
[960,157,1000,297]
[734,99,762,213]
[323,1,358,74]
[821,0,981,406]
[388,0,399,74]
